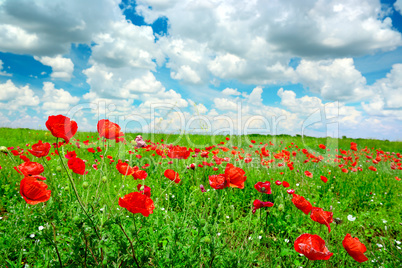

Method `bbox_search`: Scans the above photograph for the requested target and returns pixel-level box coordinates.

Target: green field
[0,127,401,267]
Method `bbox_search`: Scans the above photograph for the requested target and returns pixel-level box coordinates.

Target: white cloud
[136,0,401,86]
[395,0,402,16]
[91,20,163,69]
[0,0,123,56]
[0,80,39,111]
[278,88,323,115]
[34,55,74,81]
[295,58,371,102]
[0,59,11,76]
[41,82,80,115]
[222,88,241,96]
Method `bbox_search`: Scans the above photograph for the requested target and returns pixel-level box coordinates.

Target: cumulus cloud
[41,82,80,115]
[395,0,402,16]
[136,0,401,86]
[0,59,11,76]
[0,80,39,111]
[34,55,74,81]
[295,58,371,102]
[0,0,122,56]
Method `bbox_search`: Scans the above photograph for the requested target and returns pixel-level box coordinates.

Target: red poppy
[167,146,191,159]
[14,161,44,176]
[287,189,295,194]
[65,150,77,159]
[252,199,274,214]
[209,174,228,189]
[368,166,377,172]
[310,207,333,233]
[304,170,313,178]
[254,181,272,194]
[292,194,312,215]
[137,184,151,197]
[294,233,333,260]
[200,184,206,192]
[46,115,78,143]
[67,157,88,175]
[350,142,357,152]
[116,161,134,176]
[20,176,51,205]
[275,180,282,185]
[97,119,124,141]
[320,176,328,183]
[28,140,50,158]
[164,169,180,183]
[342,234,368,263]
[319,144,326,150]
[282,181,290,188]
[133,170,147,180]
[224,163,247,189]
[118,192,155,217]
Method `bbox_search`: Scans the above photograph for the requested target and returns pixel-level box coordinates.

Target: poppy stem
[118,222,141,268]
[55,138,102,241]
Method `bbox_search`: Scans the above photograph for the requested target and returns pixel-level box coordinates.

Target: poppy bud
[64,186,69,191]
[82,182,89,189]
[278,204,284,211]
[102,176,107,183]
[0,146,8,153]
[139,185,145,191]
[56,166,62,172]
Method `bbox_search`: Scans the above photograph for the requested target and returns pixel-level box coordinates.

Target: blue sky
[0,0,402,140]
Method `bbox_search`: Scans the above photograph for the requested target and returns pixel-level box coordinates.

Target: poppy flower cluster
[208,163,247,189]
[118,192,155,217]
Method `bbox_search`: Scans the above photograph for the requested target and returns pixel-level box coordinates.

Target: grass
[0,127,401,267]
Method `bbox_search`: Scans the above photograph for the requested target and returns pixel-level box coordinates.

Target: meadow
[0,117,401,267]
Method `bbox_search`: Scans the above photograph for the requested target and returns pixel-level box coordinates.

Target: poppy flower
[282,181,290,188]
[97,119,124,141]
[292,194,312,215]
[342,234,368,263]
[133,170,147,180]
[65,150,77,159]
[20,176,51,205]
[275,180,282,185]
[116,161,134,176]
[254,181,272,194]
[304,171,313,178]
[320,176,328,183]
[28,140,50,158]
[67,157,88,175]
[319,144,326,150]
[368,166,377,172]
[46,115,78,143]
[310,207,333,233]
[224,163,247,189]
[287,189,295,194]
[164,169,180,183]
[294,233,333,260]
[350,142,357,152]
[209,174,228,189]
[252,199,274,214]
[118,192,155,217]
[137,184,151,197]
[14,161,44,176]
[167,146,191,159]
